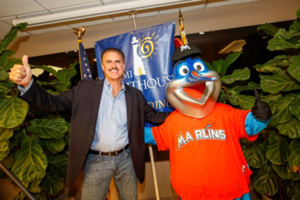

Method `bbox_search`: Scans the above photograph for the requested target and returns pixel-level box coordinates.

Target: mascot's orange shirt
[152,103,258,200]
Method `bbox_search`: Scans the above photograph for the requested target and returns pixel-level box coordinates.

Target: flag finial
[73,26,86,40]
[179,9,188,45]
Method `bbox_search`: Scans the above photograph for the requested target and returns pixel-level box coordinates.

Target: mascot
[145,38,272,200]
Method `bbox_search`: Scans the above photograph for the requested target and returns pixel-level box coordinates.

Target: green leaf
[211,59,225,74]
[289,140,300,174]
[0,50,15,66]
[266,134,291,165]
[268,32,300,51]
[12,135,47,182]
[47,154,68,179]
[255,59,289,75]
[244,140,267,168]
[27,118,68,140]
[0,142,9,160]
[39,139,65,154]
[221,67,250,84]
[31,191,47,200]
[277,117,300,139]
[220,51,241,74]
[290,19,300,31]
[288,181,300,200]
[262,161,275,173]
[272,162,300,181]
[0,69,9,81]
[227,82,261,96]
[257,23,279,37]
[276,28,300,40]
[6,79,16,88]
[226,85,248,95]
[0,127,13,160]
[261,93,282,104]
[27,179,42,193]
[290,55,300,63]
[247,82,261,90]
[41,172,64,195]
[227,94,254,110]
[268,94,296,127]
[288,61,300,82]
[37,80,59,86]
[0,127,13,141]
[9,128,26,149]
[0,23,27,54]
[53,83,67,93]
[2,155,14,168]
[289,95,300,120]
[0,139,9,150]
[217,89,227,103]
[0,96,29,128]
[253,170,278,196]
[2,58,22,71]
[260,73,300,94]
[56,66,77,91]
[0,82,10,97]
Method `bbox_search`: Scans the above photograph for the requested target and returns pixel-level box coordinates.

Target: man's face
[101,51,125,82]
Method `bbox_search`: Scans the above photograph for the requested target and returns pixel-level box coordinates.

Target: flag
[78,40,93,80]
[94,22,176,118]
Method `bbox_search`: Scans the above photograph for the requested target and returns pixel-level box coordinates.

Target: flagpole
[148,144,160,200]
[74,26,86,80]
[130,11,160,200]
[0,162,35,200]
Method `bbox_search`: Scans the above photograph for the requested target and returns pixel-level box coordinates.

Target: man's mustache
[108,67,119,71]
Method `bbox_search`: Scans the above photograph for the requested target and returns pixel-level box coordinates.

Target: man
[9,48,169,200]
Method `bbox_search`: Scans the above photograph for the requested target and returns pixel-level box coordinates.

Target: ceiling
[0,0,267,40]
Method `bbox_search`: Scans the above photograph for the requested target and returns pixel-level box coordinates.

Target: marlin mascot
[145,13,272,200]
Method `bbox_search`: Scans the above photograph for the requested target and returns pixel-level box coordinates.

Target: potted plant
[0,23,78,200]
[204,9,300,200]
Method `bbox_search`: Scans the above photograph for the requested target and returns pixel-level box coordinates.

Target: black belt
[88,144,129,156]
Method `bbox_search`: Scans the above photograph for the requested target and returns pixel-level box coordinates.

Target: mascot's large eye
[179,65,189,76]
[193,62,205,71]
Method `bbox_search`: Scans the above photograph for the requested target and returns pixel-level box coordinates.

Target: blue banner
[95,22,175,115]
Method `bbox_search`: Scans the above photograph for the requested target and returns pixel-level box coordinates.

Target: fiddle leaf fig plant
[249,9,300,200]
[205,9,300,200]
[0,23,78,200]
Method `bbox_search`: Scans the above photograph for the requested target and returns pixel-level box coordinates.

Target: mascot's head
[166,39,221,118]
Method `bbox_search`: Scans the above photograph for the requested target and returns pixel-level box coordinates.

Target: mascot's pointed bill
[167,38,220,118]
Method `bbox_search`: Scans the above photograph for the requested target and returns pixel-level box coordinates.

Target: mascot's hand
[251,89,272,121]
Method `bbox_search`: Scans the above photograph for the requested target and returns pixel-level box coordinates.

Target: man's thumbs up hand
[9,55,33,88]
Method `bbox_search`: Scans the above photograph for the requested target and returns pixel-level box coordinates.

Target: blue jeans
[81,148,137,200]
